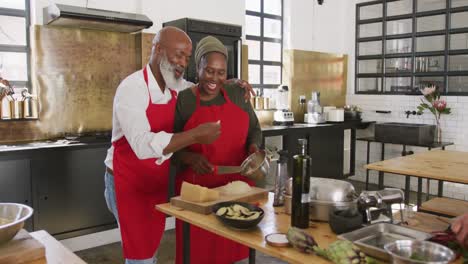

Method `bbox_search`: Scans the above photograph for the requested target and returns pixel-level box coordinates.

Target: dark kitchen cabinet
[31,146,116,238]
[0,157,33,230]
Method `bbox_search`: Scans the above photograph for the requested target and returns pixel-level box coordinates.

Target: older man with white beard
[103,27,253,264]
[103,27,223,264]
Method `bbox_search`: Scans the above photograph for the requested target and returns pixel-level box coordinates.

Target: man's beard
[160,54,185,89]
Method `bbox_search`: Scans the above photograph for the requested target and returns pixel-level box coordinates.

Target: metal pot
[1,98,11,120]
[22,92,38,119]
[286,177,357,202]
[285,177,358,221]
[10,100,23,119]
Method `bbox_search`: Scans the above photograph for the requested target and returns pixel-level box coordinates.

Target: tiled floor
[76,180,425,264]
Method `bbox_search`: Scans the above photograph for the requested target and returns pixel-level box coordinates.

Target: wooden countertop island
[157,193,464,264]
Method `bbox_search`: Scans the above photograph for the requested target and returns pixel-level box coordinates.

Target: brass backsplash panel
[0,25,153,143]
[283,49,348,122]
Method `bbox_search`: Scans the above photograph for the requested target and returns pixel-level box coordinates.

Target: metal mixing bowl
[384,240,455,264]
[0,203,33,244]
[240,150,270,181]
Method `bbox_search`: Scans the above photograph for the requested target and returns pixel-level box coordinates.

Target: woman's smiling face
[197,52,227,97]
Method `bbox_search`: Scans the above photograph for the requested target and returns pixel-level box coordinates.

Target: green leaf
[420,103,430,108]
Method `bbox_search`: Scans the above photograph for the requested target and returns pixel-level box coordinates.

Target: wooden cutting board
[170,186,269,214]
[394,211,453,233]
[0,229,45,264]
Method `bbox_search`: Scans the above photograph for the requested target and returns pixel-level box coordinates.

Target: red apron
[113,67,177,260]
[175,87,254,264]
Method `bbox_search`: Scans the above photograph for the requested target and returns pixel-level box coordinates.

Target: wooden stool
[420,197,468,217]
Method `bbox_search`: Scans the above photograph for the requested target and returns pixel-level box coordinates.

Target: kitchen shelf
[356,0,468,95]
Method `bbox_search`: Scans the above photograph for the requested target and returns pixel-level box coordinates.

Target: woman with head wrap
[173,36,262,263]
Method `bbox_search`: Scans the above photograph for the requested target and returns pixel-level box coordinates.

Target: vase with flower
[416,85,451,143]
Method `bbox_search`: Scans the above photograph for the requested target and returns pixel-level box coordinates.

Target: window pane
[449,55,468,71]
[264,0,282,16]
[246,40,260,60]
[417,15,445,32]
[415,76,445,91]
[246,0,260,12]
[357,78,381,92]
[415,56,444,72]
[248,64,260,84]
[0,52,27,81]
[385,57,412,73]
[0,0,25,9]
[448,76,468,93]
[246,15,260,36]
[386,19,412,35]
[451,12,468,29]
[386,38,412,54]
[0,15,26,45]
[263,41,281,62]
[358,59,382,73]
[452,0,468,8]
[264,18,281,39]
[359,4,383,20]
[387,0,413,17]
[385,77,412,93]
[416,35,445,52]
[359,41,382,55]
[359,22,382,38]
[417,0,446,12]
[450,33,468,50]
[263,65,281,84]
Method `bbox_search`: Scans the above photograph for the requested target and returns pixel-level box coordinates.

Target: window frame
[245,0,284,92]
[0,0,31,90]
[355,0,468,95]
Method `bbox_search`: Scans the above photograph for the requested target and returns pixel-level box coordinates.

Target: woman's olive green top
[174,83,262,148]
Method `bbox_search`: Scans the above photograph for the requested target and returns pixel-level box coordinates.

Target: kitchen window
[356,0,468,95]
[0,0,30,92]
[245,0,283,92]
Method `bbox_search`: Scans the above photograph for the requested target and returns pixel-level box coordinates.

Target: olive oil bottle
[291,138,311,228]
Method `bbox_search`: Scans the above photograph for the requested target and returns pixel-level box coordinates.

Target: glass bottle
[291,139,311,228]
[273,150,288,207]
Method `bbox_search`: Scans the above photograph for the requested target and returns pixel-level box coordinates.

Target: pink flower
[432,100,447,112]
[421,85,436,96]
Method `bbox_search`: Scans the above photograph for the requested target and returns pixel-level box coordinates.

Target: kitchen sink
[374,122,436,145]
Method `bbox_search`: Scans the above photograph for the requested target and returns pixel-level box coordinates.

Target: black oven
[163,18,242,83]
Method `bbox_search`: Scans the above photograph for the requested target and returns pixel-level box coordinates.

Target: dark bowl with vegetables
[212,201,264,230]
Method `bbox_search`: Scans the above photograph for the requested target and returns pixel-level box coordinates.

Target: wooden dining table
[365,150,468,206]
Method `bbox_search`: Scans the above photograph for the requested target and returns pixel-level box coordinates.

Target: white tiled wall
[347,94,468,200]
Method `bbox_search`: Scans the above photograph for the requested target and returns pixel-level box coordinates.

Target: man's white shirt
[104,64,193,170]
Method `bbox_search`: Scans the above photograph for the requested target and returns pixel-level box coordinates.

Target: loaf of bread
[180,181,219,202]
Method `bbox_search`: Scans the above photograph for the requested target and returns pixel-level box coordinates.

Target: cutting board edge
[170,188,269,215]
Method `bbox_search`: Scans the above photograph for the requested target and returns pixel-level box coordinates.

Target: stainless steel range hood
[43,4,153,33]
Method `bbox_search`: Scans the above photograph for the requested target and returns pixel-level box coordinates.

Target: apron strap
[143,66,177,104]
[142,67,151,105]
